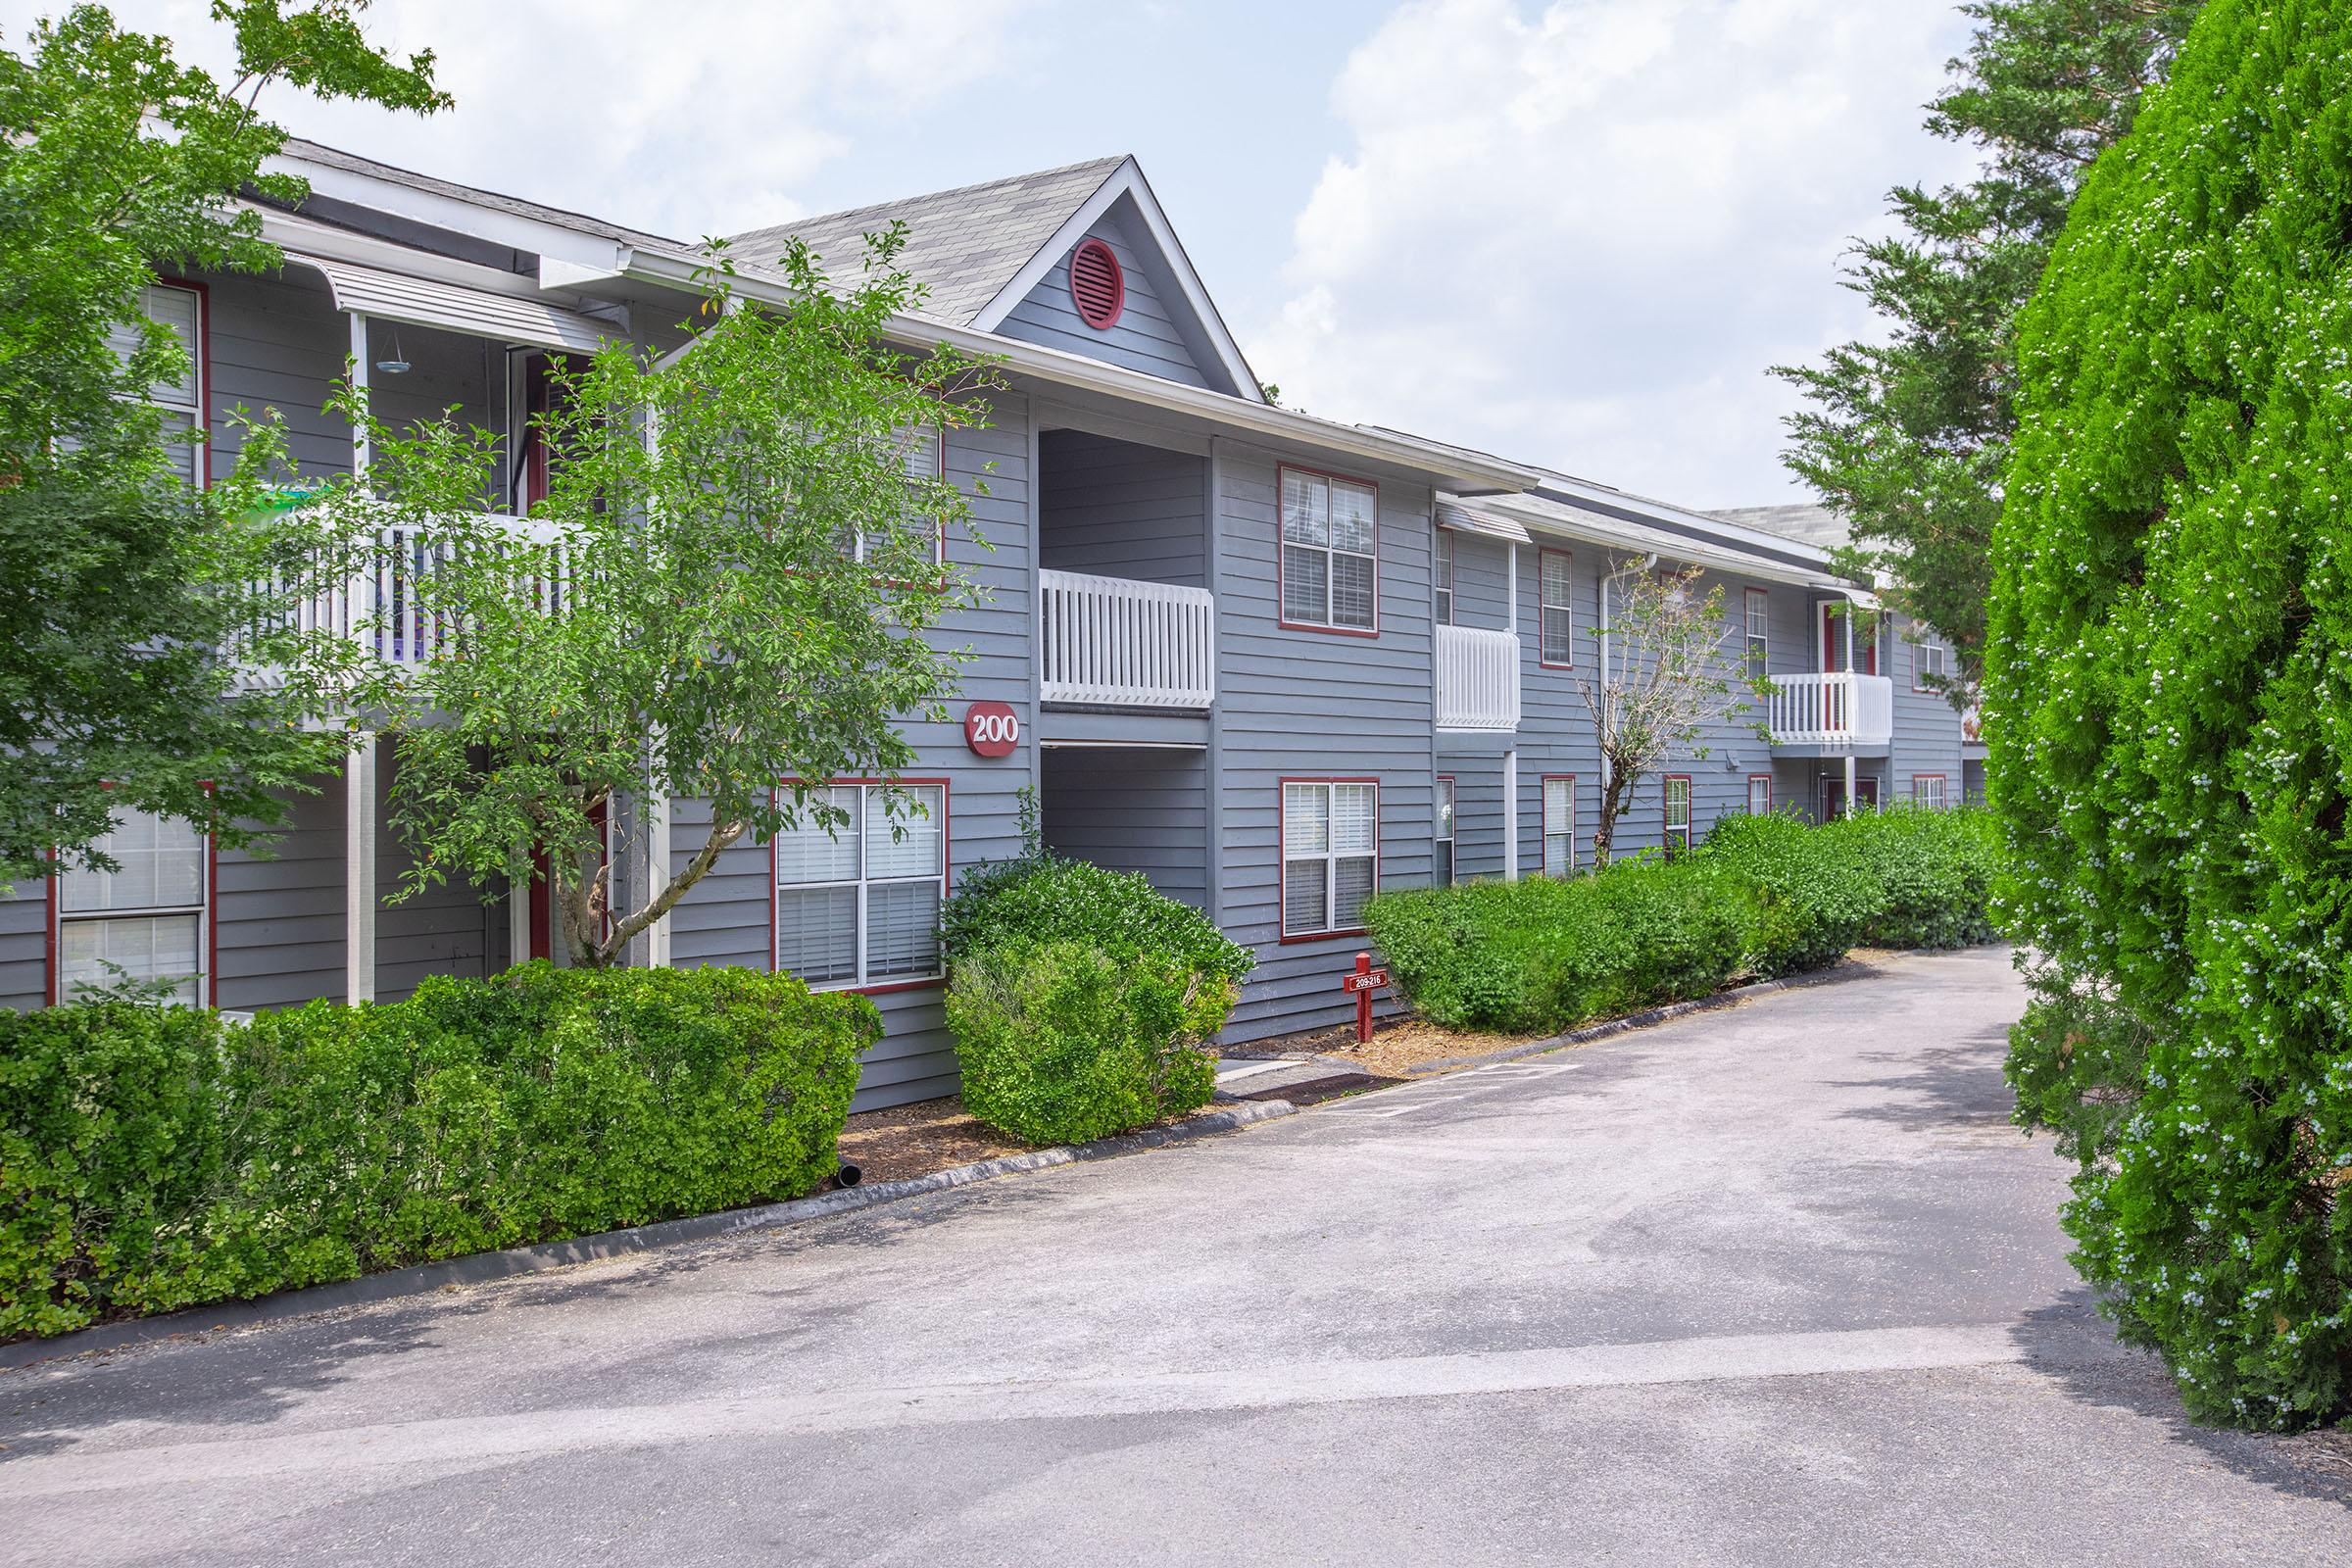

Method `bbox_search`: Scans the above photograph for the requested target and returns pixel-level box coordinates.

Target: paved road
[5,947,2349,1565]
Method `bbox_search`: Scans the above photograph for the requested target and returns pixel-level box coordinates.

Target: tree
[1990,0,2352,1429]
[315,234,1004,967]
[1775,0,2203,709]
[1577,563,1759,866]
[0,3,446,884]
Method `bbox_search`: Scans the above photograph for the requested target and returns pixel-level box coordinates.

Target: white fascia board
[253,209,628,326]
[623,249,1539,492]
[1537,469,1840,568]
[965,160,1265,405]
[263,148,632,277]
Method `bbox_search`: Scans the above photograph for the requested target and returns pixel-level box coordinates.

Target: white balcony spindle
[1037,568,1215,710]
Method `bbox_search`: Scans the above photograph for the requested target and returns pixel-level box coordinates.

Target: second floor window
[1281,467,1377,633]
[1744,588,1769,678]
[774,782,946,989]
[1540,551,1574,666]
[1283,780,1377,936]
[1912,626,1950,689]
[850,422,948,565]
[56,808,208,1004]
[106,282,204,487]
[1434,529,1454,626]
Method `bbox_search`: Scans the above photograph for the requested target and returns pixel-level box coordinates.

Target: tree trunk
[1592,763,1639,868]
[576,815,748,968]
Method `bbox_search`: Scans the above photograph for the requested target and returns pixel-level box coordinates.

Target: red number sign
[1339,952,1390,1043]
[963,701,1020,758]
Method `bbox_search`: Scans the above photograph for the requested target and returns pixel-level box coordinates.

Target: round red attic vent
[1069,238,1125,329]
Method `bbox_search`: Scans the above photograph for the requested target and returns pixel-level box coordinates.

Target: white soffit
[1436,502,1532,545]
[283,254,618,355]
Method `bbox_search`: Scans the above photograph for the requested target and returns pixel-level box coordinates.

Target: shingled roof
[1710,502,1850,553]
[725,156,1131,325]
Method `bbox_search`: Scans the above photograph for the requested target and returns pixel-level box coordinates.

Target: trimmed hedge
[1,963,874,1339]
[940,846,1250,1142]
[1364,806,1999,1034]
[947,941,1228,1146]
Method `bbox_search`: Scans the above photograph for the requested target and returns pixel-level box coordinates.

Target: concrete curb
[1397,957,1883,1077]
[3,1100,1299,1371]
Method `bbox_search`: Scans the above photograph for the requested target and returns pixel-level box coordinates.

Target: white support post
[349,312,371,474]
[1505,542,1519,636]
[1843,754,1858,819]
[1502,747,1520,883]
[508,864,531,969]
[346,732,378,1003]
[646,788,671,969]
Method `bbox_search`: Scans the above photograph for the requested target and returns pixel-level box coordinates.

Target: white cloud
[21,0,1048,240]
[1246,0,1979,507]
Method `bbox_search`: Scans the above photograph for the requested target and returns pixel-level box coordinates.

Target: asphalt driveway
[5,946,2349,1565]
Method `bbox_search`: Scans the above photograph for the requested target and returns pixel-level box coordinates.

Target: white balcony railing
[1768,672,1894,749]
[1435,623,1521,732]
[1038,568,1215,709]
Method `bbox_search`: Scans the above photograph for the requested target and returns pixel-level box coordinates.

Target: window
[849,422,948,565]
[1914,774,1949,809]
[1282,780,1378,937]
[1746,774,1773,815]
[774,782,947,989]
[1912,626,1951,691]
[1434,528,1454,626]
[105,282,204,487]
[1663,775,1692,859]
[1744,588,1770,679]
[1280,467,1378,633]
[1543,775,1577,877]
[1540,550,1575,666]
[55,809,208,1004]
[1434,776,1455,886]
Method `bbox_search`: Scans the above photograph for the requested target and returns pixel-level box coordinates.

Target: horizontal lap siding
[669,401,1036,1111]
[1217,446,1433,1043]
[372,744,496,1002]
[1041,748,1207,909]
[1038,429,1204,587]
[1891,614,1965,800]
[215,781,345,1010]
[0,886,45,1009]
[999,214,1212,390]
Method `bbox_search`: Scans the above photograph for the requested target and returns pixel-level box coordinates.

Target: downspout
[1597,554,1659,842]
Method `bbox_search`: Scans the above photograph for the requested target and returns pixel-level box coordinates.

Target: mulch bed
[828,1093,1245,1187]
[1232,1015,1561,1079]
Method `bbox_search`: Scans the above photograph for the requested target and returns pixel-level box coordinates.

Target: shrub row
[940,848,1251,1145]
[1,963,875,1339]
[1363,805,2000,1034]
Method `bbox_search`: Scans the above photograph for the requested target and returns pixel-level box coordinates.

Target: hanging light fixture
[374,325,411,376]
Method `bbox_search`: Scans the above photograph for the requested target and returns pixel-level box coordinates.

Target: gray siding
[1000,209,1214,391]
[1041,747,1207,909]
[0,883,46,1010]
[1889,614,1966,802]
[1038,429,1205,587]
[1215,444,1436,1043]
[215,784,345,1011]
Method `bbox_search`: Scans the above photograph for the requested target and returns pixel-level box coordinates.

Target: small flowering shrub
[1987,0,2352,1427]
[0,964,873,1339]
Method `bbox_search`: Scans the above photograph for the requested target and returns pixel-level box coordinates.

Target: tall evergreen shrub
[1989,0,2352,1427]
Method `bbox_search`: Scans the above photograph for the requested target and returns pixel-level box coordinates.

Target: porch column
[1502,747,1520,882]
[645,787,671,968]
[345,732,377,1003]
[507,861,531,968]
[1843,754,1858,819]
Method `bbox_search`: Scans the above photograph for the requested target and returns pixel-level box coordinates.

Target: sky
[8,0,1983,508]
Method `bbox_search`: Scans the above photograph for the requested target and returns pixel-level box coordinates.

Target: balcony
[1767,672,1893,750]
[1435,623,1522,733]
[1038,568,1215,710]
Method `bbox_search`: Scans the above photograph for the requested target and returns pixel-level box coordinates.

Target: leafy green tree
[1775,0,2202,706]
[0,3,445,883]
[316,237,1003,967]
[1990,0,2352,1429]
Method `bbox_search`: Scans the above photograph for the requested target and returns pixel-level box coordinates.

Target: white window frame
[1279,466,1379,634]
[1744,587,1769,676]
[52,807,210,1005]
[1912,626,1951,691]
[1434,527,1454,627]
[1539,549,1575,667]
[111,281,205,488]
[1746,774,1773,815]
[850,422,948,566]
[1664,775,1692,859]
[1914,774,1949,809]
[1543,774,1577,878]
[772,780,948,990]
[1281,779,1379,937]
[1434,775,1456,886]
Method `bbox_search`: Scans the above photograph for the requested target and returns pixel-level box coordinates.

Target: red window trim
[769,776,952,996]
[1276,464,1381,639]
[1746,773,1774,813]
[1069,237,1126,330]
[150,274,212,490]
[1540,772,1578,875]
[1278,775,1380,944]
[1538,548,1576,668]
[46,788,218,1008]
[1663,773,1693,860]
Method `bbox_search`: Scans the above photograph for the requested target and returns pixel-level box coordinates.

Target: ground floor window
[773,781,947,989]
[1283,779,1378,937]
[1663,775,1692,859]
[1434,775,1455,887]
[55,808,208,1004]
[1746,774,1773,815]
[1543,774,1577,877]
[1914,774,1948,809]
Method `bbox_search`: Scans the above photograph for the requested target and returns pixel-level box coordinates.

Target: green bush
[0,963,874,1339]
[940,850,1251,983]
[1986,0,2352,1428]
[1821,806,2000,951]
[1364,857,1762,1033]
[947,940,1226,1146]
[1695,809,1879,976]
